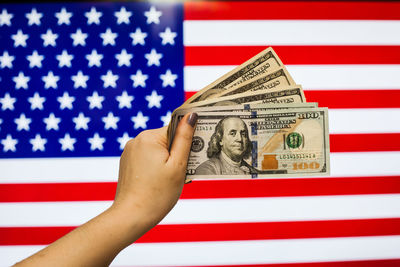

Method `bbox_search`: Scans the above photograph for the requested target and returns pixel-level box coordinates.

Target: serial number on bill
[278,153,317,159]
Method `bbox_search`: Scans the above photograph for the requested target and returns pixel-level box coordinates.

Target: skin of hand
[14,112,197,267]
[113,112,198,230]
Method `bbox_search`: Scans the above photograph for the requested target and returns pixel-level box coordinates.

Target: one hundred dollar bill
[184,85,306,108]
[214,68,296,99]
[170,71,299,144]
[184,47,291,105]
[169,85,306,147]
[175,108,330,179]
[169,101,317,148]
[177,102,318,114]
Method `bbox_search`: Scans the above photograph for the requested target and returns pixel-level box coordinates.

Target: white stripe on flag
[184,20,400,45]
[184,65,400,91]
[0,157,119,183]
[115,236,400,266]
[329,152,400,177]
[1,194,400,226]
[328,109,400,134]
[2,236,400,266]
[0,152,400,183]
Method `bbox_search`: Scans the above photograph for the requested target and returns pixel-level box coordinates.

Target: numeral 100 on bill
[293,162,320,170]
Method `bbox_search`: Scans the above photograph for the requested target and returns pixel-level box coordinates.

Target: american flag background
[1,1,400,266]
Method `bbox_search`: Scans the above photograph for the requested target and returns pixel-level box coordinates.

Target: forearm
[14,204,149,267]
[14,114,196,266]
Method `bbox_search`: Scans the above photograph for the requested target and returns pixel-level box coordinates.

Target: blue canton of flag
[0,2,184,158]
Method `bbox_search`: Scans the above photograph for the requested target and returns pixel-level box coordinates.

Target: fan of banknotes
[167,47,330,179]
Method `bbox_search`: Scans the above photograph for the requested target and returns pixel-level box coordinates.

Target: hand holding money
[168,47,330,179]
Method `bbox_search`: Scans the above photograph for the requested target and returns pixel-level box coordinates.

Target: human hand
[13,113,198,267]
[112,112,198,236]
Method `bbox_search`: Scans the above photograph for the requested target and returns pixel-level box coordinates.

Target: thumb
[168,113,198,169]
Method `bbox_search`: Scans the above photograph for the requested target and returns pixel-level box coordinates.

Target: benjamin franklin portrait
[195,117,255,175]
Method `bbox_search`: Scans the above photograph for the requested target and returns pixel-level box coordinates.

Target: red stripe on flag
[184,90,400,109]
[185,46,400,66]
[0,226,75,245]
[181,176,400,199]
[184,91,197,100]
[2,218,400,245]
[141,218,400,242]
[184,1,400,20]
[0,182,117,202]
[1,176,400,202]
[330,133,400,152]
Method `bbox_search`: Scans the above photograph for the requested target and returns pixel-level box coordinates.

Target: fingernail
[187,113,198,127]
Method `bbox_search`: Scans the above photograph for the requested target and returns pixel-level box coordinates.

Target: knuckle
[136,130,153,143]
[123,139,136,151]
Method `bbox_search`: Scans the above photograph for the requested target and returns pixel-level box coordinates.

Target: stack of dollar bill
[168,47,330,179]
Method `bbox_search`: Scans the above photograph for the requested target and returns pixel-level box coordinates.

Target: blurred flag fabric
[1,1,400,266]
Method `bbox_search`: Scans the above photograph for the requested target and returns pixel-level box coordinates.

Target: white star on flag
[85,7,102,25]
[144,48,162,66]
[73,112,90,130]
[102,112,120,130]
[0,9,13,26]
[55,7,72,25]
[88,133,105,151]
[101,70,118,88]
[1,134,18,152]
[26,50,44,68]
[28,92,45,110]
[160,69,178,87]
[70,28,88,46]
[115,49,133,67]
[87,91,104,109]
[117,132,132,150]
[11,30,29,47]
[116,91,134,109]
[59,133,76,151]
[0,93,16,111]
[13,72,30,89]
[41,29,58,47]
[131,111,149,129]
[0,51,15,68]
[0,3,183,163]
[144,6,162,24]
[29,134,47,152]
[100,28,117,46]
[160,111,172,126]
[43,113,61,131]
[145,90,163,108]
[42,71,60,89]
[130,69,148,88]
[86,49,103,67]
[159,27,177,45]
[71,71,89,89]
[129,27,147,45]
[57,92,75,110]
[14,113,32,131]
[56,50,74,68]
[115,7,132,24]
[26,8,42,26]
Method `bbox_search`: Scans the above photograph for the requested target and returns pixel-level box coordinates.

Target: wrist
[107,199,157,244]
